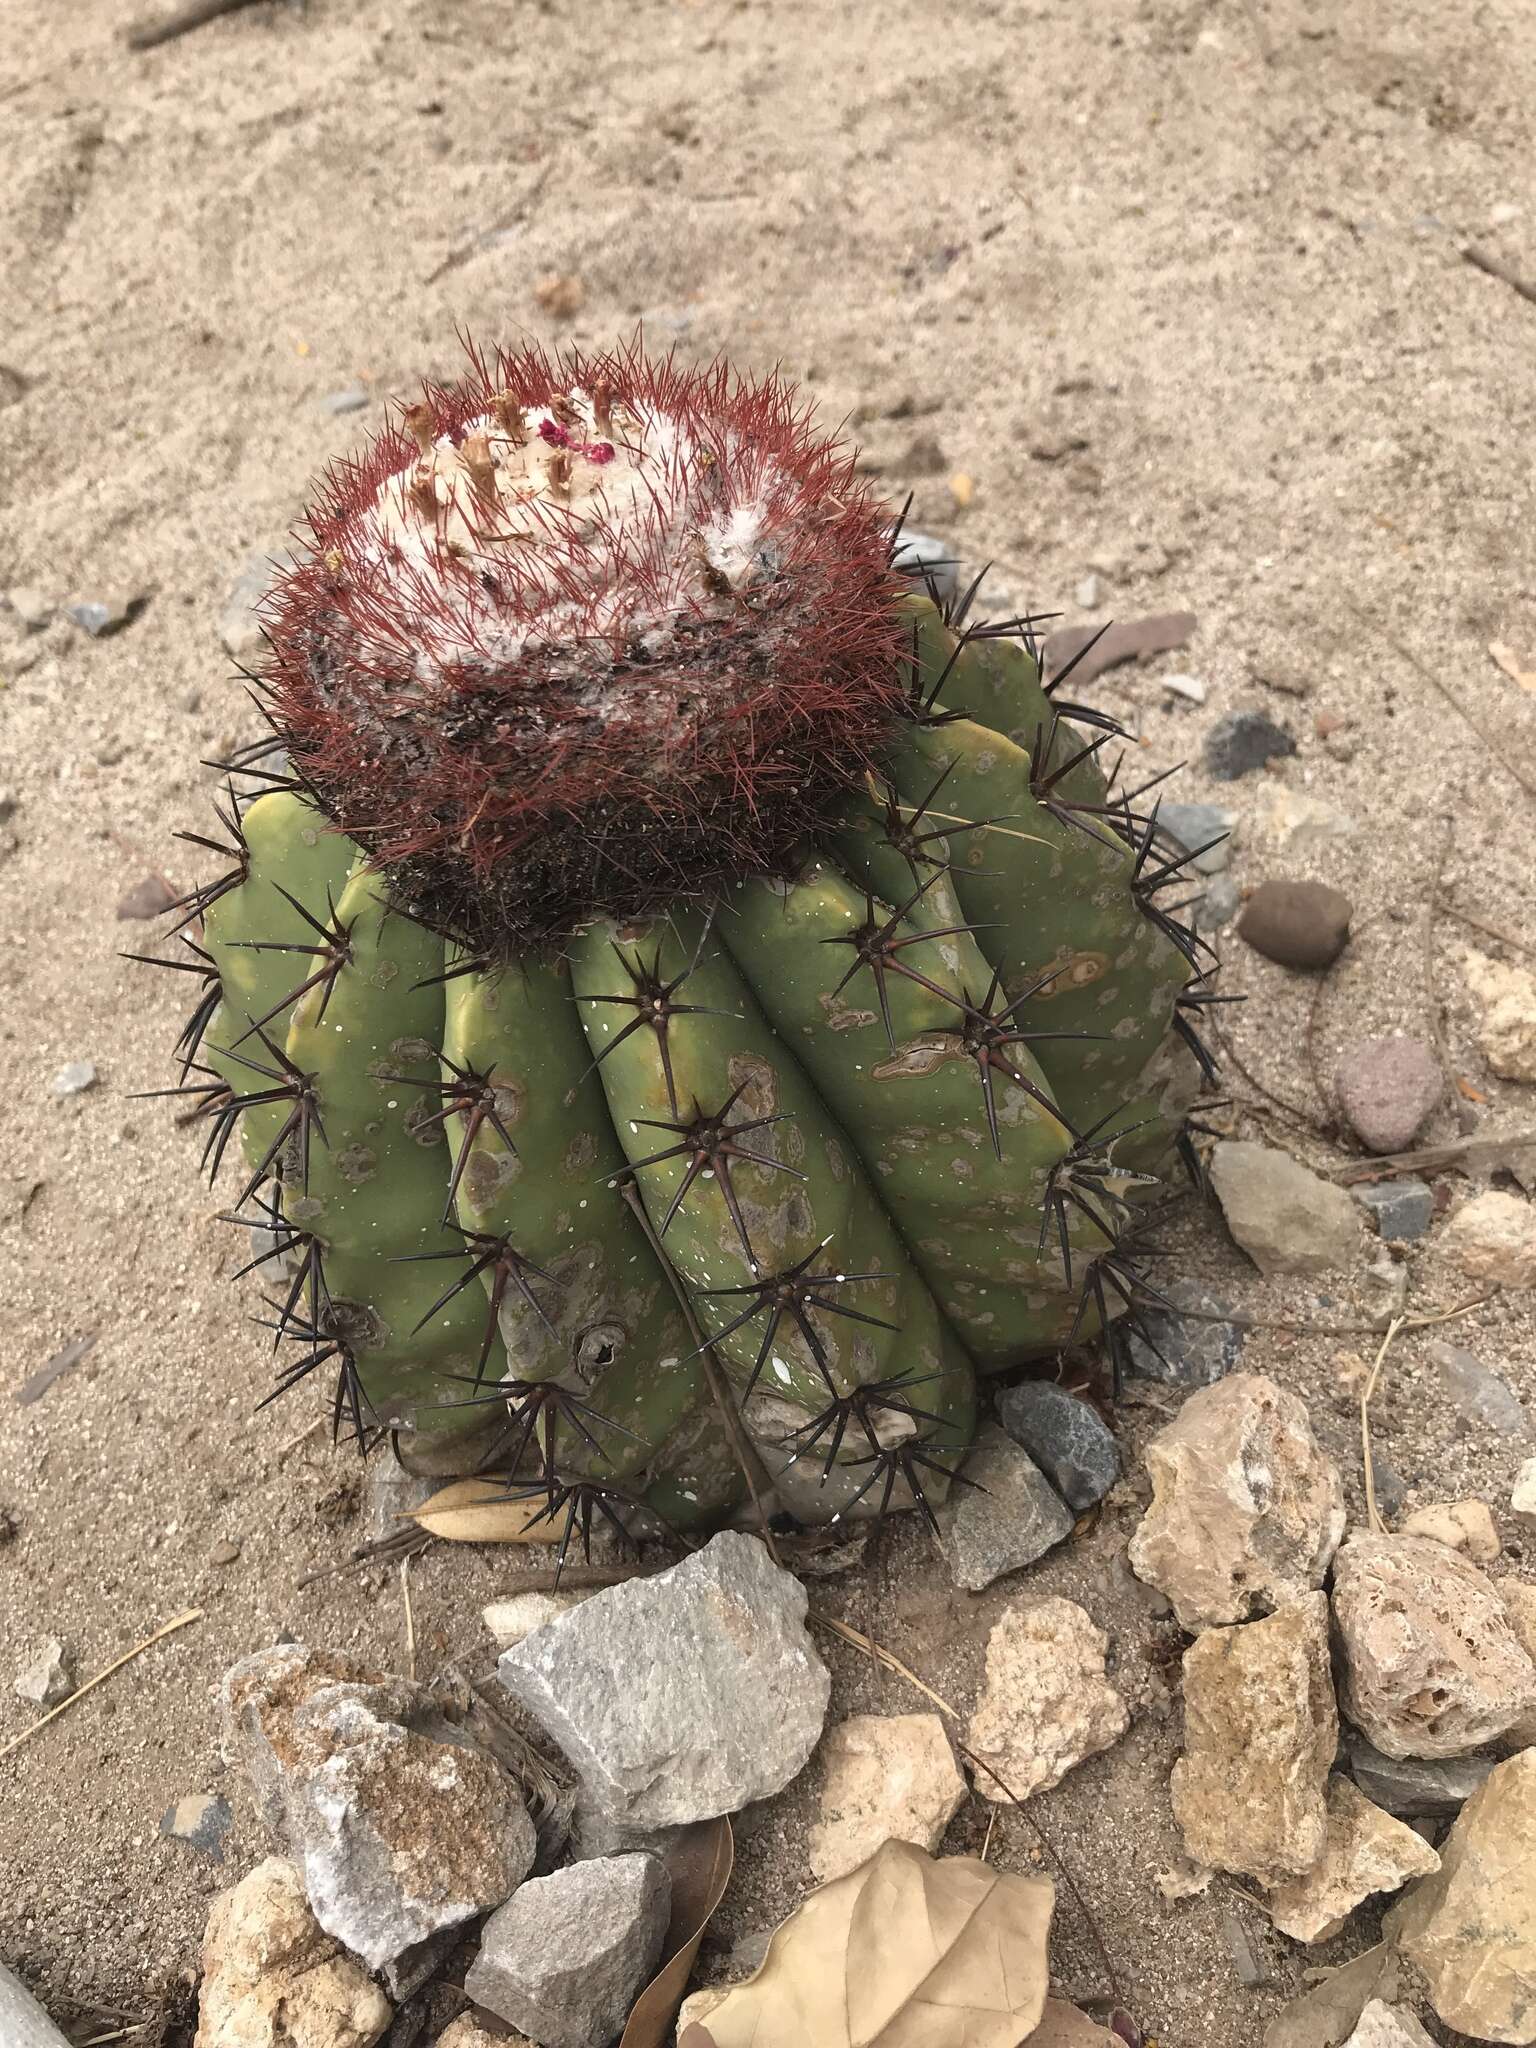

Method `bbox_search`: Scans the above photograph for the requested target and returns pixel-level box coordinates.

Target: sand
[2,0,1535,2040]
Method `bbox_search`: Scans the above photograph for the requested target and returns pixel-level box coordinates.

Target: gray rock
[1427,1341,1527,1435]
[1208,1140,1361,1276]
[66,595,144,639]
[1195,874,1242,932]
[891,529,959,602]
[1204,709,1296,779]
[1125,1287,1246,1386]
[158,1791,233,1861]
[320,387,370,416]
[14,1638,72,1707]
[1362,1253,1410,1327]
[50,1060,97,1098]
[997,1382,1120,1510]
[1346,1738,1494,1819]
[1356,1179,1435,1242]
[465,1854,670,2048]
[1156,802,1236,875]
[1334,1038,1443,1155]
[1370,1454,1409,1519]
[1237,879,1353,970]
[497,1532,829,1827]
[939,1424,1074,1591]
[220,552,289,660]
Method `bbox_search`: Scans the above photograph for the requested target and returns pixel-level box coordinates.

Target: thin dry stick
[125,0,263,50]
[1210,1022,1327,1134]
[400,1555,417,1680]
[1171,1293,1489,1342]
[1462,242,1536,310]
[618,1183,783,1565]
[1387,633,1536,801]
[1360,1316,1407,1535]
[0,1609,202,1763]
[277,1413,324,1459]
[1438,894,1536,960]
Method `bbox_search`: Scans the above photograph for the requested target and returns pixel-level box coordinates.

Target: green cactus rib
[440,955,712,1489]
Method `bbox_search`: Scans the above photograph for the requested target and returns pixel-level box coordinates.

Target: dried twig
[1170,1294,1490,1341]
[1387,633,1536,801]
[400,1555,417,1681]
[1360,1316,1406,1534]
[295,1524,431,1590]
[125,0,265,51]
[1210,1022,1328,1135]
[1333,1131,1536,1184]
[1461,242,1536,310]
[1438,894,1535,960]
[0,1609,202,1763]
[424,166,553,285]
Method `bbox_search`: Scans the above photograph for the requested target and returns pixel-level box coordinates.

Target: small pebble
[209,1538,241,1566]
[1510,1459,1536,1526]
[891,530,958,603]
[15,1638,73,1707]
[51,1060,98,1097]
[1203,708,1296,779]
[1157,802,1235,875]
[5,586,52,631]
[1125,1288,1246,1386]
[66,595,144,639]
[1195,873,1242,932]
[1161,672,1208,704]
[1370,1453,1408,1519]
[1074,573,1103,609]
[115,875,178,921]
[1426,1340,1527,1435]
[1237,879,1352,970]
[1334,1037,1443,1154]
[158,1791,234,1861]
[1362,1254,1409,1326]
[1401,1499,1500,1563]
[1355,1179,1434,1242]
[997,1381,1120,1510]
[320,387,370,416]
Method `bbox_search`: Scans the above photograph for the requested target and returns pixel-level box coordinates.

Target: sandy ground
[4,0,1536,2041]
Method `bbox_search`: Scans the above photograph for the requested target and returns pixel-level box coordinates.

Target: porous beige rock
[1171,1594,1337,1885]
[1500,1580,1536,1751]
[195,1857,392,2048]
[1401,1497,1501,1562]
[1266,1775,1440,1943]
[1127,1373,1345,1629]
[1465,950,1536,1083]
[808,1713,968,1882]
[1514,1458,1536,1527]
[1331,1533,1536,1759]
[1385,1748,1536,2044]
[435,2023,534,2048]
[1341,2004,1436,2048]
[966,1597,1129,1804]
[1443,1189,1536,1290]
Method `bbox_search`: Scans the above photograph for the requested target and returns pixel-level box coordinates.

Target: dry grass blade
[0,1609,202,1763]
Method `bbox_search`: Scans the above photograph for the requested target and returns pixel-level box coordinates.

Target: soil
[3,1,1536,2043]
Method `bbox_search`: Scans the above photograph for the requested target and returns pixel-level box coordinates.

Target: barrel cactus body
[147,340,1214,1537]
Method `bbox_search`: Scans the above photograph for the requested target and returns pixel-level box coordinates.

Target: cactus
[140,340,1217,1545]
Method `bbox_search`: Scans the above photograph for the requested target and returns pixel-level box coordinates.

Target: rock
[891,529,958,602]
[1362,1253,1409,1327]
[966,1596,1129,1803]
[1428,1339,1528,1434]
[1237,879,1353,970]
[1074,574,1103,609]
[1162,672,1208,705]
[1128,1373,1345,1630]
[1208,1140,1359,1275]
[209,1539,241,1567]
[808,1712,967,1883]
[1334,1038,1443,1155]
[482,1589,591,1649]
[320,387,370,416]
[222,1643,535,1970]
[937,1424,1074,1591]
[996,1382,1120,1510]
[1341,2004,1436,2048]
[115,874,178,920]
[1204,709,1297,779]
[1347,1736,1494,1818]
[359,1458,438,1542]
[66,594,144,638]
[1499,1582,1536,1750]
[1124,1286,1245,1386]
[498,1532,829,1827]
[1370,1453,1408,1520]
[568,1803,687,1866]
[195,1856,392,2048]
[435,2022,534,2048]
[1514,1458,1536,1525]
[1356,1179,1434,1242]
[1266,1775,1440,1942]
[1385,1749,1536,2044]
[1464,950,1536,1083]
[464,1854,670,2048]
[1402,1498,1501,1562]
[50,1060,97,1098]
[1331,1533,1536,1759]
[1195,873,1242,932]
[1170,1594,1337,1885]
[219,554,286,661]
[1253,783,1357,852]
[5,586,52,630]
[14,1638,72,1707]
[1157,802,1235,875]
[160,1792,234,1861]
[1444,1189,1536,1289]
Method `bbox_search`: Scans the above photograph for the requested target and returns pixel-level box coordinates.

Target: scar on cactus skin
[137,336,1224,1546]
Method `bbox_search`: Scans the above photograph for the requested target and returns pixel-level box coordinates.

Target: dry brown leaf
[695,1838,1052,2048]
[407,1478,559,1544]
[535,273,585,318]
[1263,1941,1401,2048]
[1489,641,1536,693]
[619,1816,733,2048]
[1030,2002,1119,2045]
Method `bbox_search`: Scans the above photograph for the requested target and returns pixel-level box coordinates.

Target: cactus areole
[147,339,1217,1547]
